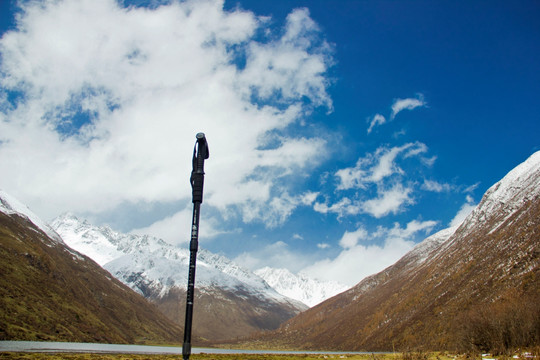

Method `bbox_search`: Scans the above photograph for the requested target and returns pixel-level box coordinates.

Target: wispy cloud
[234,240,313,273]
[390,94,427,119]
[449,195,477,227]
[314,142,432,218]
[464,182,480,193]
[313,197,360,217]
[339,227,368,249]
[302,219,437,286]
[422,179,454,192]
[335,142,428,190]
[361,183,414,218]
[366,94,427,133]
[367,113,386,134]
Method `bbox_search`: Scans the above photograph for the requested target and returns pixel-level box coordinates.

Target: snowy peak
[0,190,63,243]
[460,150,540,235]
[255,267,349,307]
[51,212,175,266]
[51,212,132,265]
[50,214,299,303]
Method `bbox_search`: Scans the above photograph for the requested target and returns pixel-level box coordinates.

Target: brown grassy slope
[0,211,182,344]
[247,188,539,352]
[154,286,305,342]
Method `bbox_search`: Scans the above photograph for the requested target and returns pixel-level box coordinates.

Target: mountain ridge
[50,214,308,341]
[0,189,63,243]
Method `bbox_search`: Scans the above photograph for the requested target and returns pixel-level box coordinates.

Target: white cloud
[0,0,333,229]
[369,145,407,182]
[313,197,361,218]
[129,206,228,245]
[390,94,426,119]
[300,191,319,205]
[422,179,453,192]
[449,196,477,227]
[366,94,426,133]
[302,242,409,286]
[302,219,436,286]
[334,165,367,191]
[237,190,322,228]
[387,219,438,238]
[315,143,433,218]
[233,240,312,273]
[367,113,386,134]
[233,220,432,284]
[130,207,192,245]
[464,182,480,193]
[238,8,332,109]
[335,142,428,190]
[339,227,368,249]
[361,183,414,218]
[403,142,428,159]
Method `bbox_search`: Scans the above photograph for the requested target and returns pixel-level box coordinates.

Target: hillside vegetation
[0,211,182,344]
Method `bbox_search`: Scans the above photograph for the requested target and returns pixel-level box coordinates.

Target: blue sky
[0,0,538,285]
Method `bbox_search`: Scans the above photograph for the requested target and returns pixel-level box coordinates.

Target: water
[0,341,363,355]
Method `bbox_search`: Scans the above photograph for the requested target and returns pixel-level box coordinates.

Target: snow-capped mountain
[50,213,307,341]
[51,213,293,299]
[0,191,182,344]
[255,267,349,307]
[458,149,540,236]
[0,189,63,243]
[258,151,540,352]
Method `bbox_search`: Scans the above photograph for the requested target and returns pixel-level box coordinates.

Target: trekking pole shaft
[182,133,208,360]
[183,201,200,360]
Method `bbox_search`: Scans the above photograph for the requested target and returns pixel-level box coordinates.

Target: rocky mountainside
[249,151,540,352]
[50,214,307,341]
[0,191,182,344]
[255,267,349,307]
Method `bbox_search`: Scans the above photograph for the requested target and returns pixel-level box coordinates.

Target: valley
[1,151,539,354]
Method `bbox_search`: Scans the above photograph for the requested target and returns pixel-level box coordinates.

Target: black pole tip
[196,132,205,140]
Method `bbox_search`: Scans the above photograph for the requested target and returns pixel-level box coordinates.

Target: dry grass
[0,352,491,360]
[2,350,538,360]
[0,352,395,360]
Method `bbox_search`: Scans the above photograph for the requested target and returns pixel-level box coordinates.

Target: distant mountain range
[255,267,349,307]
[241,151,540,352]
[0,190,182,344]
[50,213,308,341]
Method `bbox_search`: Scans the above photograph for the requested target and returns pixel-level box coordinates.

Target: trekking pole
[182,132,209,360]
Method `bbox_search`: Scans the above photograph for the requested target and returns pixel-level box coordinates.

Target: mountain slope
[0,193,182,344]
[252,151,540,352]
[51,215,307,341]
[255,267,349,307]
[0,190,63,243]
